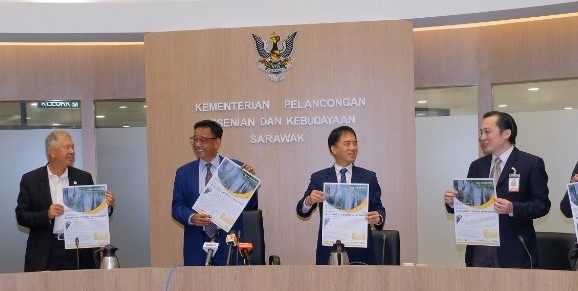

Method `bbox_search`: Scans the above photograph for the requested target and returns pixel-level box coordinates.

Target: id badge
[509,167,520,192]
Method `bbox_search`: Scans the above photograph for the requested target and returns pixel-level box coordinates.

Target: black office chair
[535,231,577,270]
[372,229,401,265]
[241,209,266,265]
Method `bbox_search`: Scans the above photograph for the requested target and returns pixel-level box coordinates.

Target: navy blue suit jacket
[447,147,550,268]
[296,165,386,265]
[171,156,258,266]
[560,161,578,218]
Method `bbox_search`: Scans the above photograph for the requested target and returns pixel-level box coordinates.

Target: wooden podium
[1,266,577,290]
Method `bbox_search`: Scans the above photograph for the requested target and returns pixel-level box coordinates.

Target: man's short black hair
[194,120,223,139]
[483,111,517,144]
[328,126,357,151]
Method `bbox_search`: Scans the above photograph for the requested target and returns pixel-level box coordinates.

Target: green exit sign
[37,101,81,109]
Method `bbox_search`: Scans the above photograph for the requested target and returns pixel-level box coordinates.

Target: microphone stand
[75,237,80,270]
[517,235,533,269]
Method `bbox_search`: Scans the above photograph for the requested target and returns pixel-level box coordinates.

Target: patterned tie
[204,163,218,238]
[491,158,502,184]
[339,168,348,183]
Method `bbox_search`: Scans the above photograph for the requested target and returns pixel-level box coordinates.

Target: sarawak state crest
[251,31,297,81]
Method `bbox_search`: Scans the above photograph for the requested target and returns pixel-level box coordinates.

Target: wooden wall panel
[415,16,578,89]
[146,20,417,266]
[0,44,144,178]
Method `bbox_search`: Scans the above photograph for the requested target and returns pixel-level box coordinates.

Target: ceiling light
[143,105,147,108]
[416,113,425,116]
[119,105,128,109]
[30,103,38,106]
[563,107,573,110]
[527,87,539,91]
[497,104,508,108]
[417,100,427,104]
[96,115,105,118]
[52,123,61,126]
[122,125,131,128]
[26,117,31,120]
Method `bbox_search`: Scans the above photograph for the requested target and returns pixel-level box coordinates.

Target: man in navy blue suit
[296,126,386,265]
[444,111,550,268]
[171,120,258,266]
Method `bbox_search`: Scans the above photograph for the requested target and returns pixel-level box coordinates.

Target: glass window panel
[27,102,81,128]
[0,102,22,126]
[94,100,146,128]
[0,101,81,129]
[493,79,578,113]
[415,86,478,117]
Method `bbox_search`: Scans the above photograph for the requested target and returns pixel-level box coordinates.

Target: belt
[53,233,65,240]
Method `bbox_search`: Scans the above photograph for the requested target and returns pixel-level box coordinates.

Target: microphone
[203,242,219,266]
[225,232,238,266]
[238,242,253,265]
[517,235,533,269]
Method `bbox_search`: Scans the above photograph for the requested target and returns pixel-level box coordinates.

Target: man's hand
[444,189,457,206]
[305,190,324,206]
[48,204,64,219]
[494,197,513,214]
[191,213,212,226]
[366,211,381,225]
[104,191,116,207]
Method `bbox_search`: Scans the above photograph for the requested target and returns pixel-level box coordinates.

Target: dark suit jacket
[560,161,578,218]
[296,165,386,265]
[447,147,550,268]
[15,165,95,272]
[171,156,259,266]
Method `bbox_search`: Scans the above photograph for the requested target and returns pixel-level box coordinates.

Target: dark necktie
[204,163,218,238]
[339,168,347,183]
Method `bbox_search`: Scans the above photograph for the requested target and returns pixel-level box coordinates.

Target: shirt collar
[493,145,514,164]
[47,165,68,179]
[334,163,353,174]
[200,155,221,169]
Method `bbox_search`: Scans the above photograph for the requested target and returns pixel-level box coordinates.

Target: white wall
[513,110,578,232]
[95,127,150,268]
[0,129,83,273]
[416,115,479,266]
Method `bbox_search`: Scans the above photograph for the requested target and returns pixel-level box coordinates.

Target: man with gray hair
[16,130,116,272]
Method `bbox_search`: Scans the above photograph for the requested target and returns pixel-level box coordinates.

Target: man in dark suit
[560,162,578,218]
[296,126,386,265]
[444,111,550,268]
[15,130,115,272]
[171,120,258,266]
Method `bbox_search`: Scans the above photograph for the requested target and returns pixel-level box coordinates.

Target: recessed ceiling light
[119,105,128,109]
[143,105,147,108]
[563,107,573,110]
[497,104,508,108]
[416,113,425,116]
[417,100,427,104]
[122,125,131,128]
[527,87,539,91]
[26,117,31,120]
[30,103,38,106]
[52,123,61,126]
[96,115,105,118]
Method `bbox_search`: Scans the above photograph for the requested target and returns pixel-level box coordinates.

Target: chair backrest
[372,229,400,265]
[242,209,266,265]
[536,231,577,270]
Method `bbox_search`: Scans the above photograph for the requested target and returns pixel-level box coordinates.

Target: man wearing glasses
[171,120,258,266]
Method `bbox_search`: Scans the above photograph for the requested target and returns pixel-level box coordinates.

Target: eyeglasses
[190,136,219,144]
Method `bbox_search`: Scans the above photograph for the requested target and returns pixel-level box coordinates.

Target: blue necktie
[204,163,218,238]
[339,168,347,183]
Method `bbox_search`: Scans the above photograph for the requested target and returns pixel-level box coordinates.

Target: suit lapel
[325,166,338,183]
[38,167,53,204]
[498,147,519,186]
[351,165,360,183]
